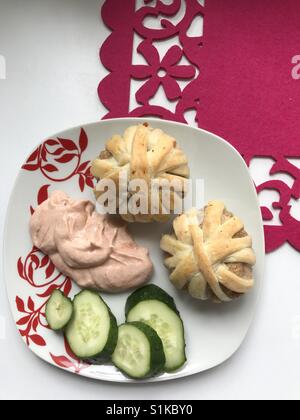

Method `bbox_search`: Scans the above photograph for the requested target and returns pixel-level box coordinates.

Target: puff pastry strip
[160,201,256,302]
[91,125,190,223]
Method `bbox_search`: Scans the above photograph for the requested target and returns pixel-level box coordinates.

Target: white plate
[3,118,265,383]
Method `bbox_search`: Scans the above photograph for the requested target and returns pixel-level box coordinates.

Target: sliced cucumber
[126,285,186,372]
[65,290,118,360]
[125,284,179,316]
[112,322,165,379]
[46,290,73,331]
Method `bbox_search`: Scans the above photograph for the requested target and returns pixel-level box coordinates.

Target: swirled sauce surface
[30,191,153,292]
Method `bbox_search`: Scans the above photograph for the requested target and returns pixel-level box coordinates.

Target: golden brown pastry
[160,201,256,302]
[91,124,190,223]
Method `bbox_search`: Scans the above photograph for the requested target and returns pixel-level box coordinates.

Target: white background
[0,0,299,400]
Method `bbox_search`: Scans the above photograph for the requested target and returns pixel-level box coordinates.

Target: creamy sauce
[30,191,153,292]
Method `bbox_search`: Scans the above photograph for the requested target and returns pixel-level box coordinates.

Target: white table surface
[0,0,299,400]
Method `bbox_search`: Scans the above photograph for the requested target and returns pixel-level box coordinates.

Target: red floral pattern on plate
[15,276,72,347]
[22,128,94,192]
[50,337,90,374]
[16,130,95,371]
[16,185,73,347]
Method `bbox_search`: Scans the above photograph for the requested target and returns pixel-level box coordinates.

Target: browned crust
[196,207,252,300]
[99,150,112,160]
[222,209,252,299]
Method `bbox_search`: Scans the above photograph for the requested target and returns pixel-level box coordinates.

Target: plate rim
[3,117,265,383]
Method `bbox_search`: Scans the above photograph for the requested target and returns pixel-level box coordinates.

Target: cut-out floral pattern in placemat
[98,0,300,253]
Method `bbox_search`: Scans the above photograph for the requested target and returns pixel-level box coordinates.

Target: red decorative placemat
[98,0,300,253]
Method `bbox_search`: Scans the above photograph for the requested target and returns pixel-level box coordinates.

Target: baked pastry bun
[160,201,256,302]
[91,124,189,223]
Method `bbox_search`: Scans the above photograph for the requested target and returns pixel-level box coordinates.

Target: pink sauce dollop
[30,191,153,292]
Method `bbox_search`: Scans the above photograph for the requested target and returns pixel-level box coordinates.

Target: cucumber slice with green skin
[126,285,186,372]
[65,290,118,360]
[125,284,179,316]
[45,290,73,331]
[112,322,165,379]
